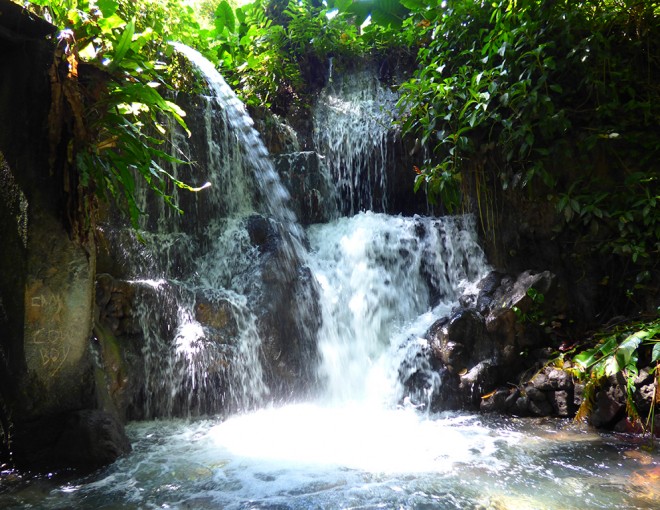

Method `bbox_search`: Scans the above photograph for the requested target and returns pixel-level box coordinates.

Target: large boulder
[11,409,131,472]
[405,269,569,413]
[0,10,132,471]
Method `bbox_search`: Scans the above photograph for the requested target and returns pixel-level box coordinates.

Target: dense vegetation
[20,0,660,428]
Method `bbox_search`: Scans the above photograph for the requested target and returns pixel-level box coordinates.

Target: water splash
[307,212,489,405]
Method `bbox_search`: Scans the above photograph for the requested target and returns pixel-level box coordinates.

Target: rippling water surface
[2,407,659,510]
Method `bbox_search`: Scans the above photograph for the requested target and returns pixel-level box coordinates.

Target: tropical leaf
[652,342,660,363]
[215,1,236,34]
[109,19,135,71]
[97,0,119,17]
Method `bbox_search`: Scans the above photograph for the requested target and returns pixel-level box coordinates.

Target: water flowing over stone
[307,212,488,405]
[312,70,400,217]
[171,42,305,266]
[97,46,320,419]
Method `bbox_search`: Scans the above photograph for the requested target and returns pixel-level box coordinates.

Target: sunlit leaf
[214,1,236,34]
[652,342,660,363]
[110,19,135,70]
[97,0,119,17]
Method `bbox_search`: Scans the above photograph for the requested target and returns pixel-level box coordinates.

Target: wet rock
[12,409,130,472]
[54,410,131,471]
[549,390,572,416]
[531,367,572,391]
[515,395,531,416]
[429,308,491,373]
[246,214,280,253]
[418,268,572,413]
[195,297,238,338]
[574,382,585,408]
[525,386,546,403]
[636,382,656,408]
[530,372,548,389]
[459,360,500,408]
[480,388,510,413]
[590,375,627,427]
[96,273,141,336]
[274,152,333,225]
[484,270,561,348]
[529,396,554,416]
[475,271,506,315]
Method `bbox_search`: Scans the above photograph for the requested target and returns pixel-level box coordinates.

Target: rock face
[403,269,570,413]
[245,215,321,395]
[11,409,131,472]
[274,151,334,225]
[0,8,130,471]
[405,268,659,432]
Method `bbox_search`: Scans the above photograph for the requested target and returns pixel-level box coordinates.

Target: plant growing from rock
[24,0,208,230]
[567,314,660,437]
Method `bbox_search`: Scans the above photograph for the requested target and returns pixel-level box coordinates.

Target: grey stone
[529,398,554,416]
[480,388,509,413]
[549,390,571,416]
[525,386,546,402]
[515,396,530,415]
[591,378,626,427]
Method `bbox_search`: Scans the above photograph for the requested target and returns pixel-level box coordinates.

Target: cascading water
[308,213,487,406]
[313,70,400,216]
[96,44,317,419]
[5,56,658,510]
[170,43,305,263]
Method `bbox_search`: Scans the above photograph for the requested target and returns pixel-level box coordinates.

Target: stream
[1,409,658,509]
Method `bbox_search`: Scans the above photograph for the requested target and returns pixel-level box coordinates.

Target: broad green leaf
[400,0,429,9]
[235,6,247,25]
[335,0,354,12]
[597,336,618,357]
[98,13,125,33]
[574,348,598,370]
[110,19,136,70]
[214,1,236,34]
[604,355,620,377]
[617,331,644,369]
[97,0,119,17]
[652,342,660,362]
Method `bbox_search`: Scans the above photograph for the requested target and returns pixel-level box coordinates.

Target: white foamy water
[307,212,488,405]
[3,413,658,510]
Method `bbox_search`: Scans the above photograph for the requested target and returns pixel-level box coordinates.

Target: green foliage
[512,287,545,324]
[326,0,410,27]
[194,0,414,111]
[22,0,416,225]
[26,0,205,229]
[568,314,660,429]
[397,0,659,301]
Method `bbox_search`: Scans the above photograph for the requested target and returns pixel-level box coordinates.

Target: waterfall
[101,47,487,420]
[14,51,657,510]
[312,70,400,217]
[99,45,318,419]
[170,43,305,268]
[308,213,488,406]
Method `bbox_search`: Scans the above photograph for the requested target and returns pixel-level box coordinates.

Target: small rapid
[308,212,487,406]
